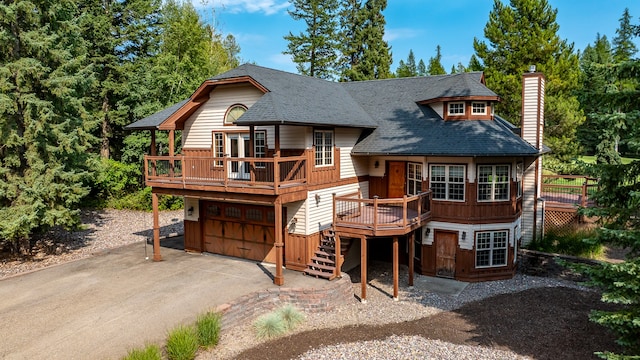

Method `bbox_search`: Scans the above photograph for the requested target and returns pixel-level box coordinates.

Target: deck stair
[304,229,351,280]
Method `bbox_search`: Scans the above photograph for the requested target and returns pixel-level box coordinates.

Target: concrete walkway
[0,239,329,360]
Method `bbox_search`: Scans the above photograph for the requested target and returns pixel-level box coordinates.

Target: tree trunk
[100,95,110,159]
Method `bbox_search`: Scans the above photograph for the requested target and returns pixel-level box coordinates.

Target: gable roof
[126,63,541,157]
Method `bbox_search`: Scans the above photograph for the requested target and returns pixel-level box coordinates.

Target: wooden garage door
[202,202,276,263]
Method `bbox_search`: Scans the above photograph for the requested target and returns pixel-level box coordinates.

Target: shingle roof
[125,64,541,157]
[340,77,540,156]
[212,64,377,128]
[125,99,189,130]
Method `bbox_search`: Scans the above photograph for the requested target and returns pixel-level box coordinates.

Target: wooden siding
[182,148,211,157]
[182,84,264,148]
[429,181,521,223]
[284,232,320,271]
[420,243,515,282]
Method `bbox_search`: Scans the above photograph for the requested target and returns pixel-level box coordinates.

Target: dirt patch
[234,286,621,360]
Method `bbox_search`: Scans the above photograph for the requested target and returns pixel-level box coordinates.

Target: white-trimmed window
[225,104,247,125]
[478,165,510,201]
[472,102,487,115]
[430,165,465,201]
[212,132,224,166]
[254,131,266,168]
[407,163,423,196]
[476,231,508,268]
[314,130,333,166]
[516,162,524,198]
[448,102,465,115]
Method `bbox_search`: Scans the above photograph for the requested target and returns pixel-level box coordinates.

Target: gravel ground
[0,209,184,279]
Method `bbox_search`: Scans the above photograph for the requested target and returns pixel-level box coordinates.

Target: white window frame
[475,230,508,268]
[430,164,465,201]
[212,132,224,167]
[477,164,510,202]
[254,130,266,168]
[516,162,523,198]
[472,102,487,115]
[407,162,423,196]
[448,102,465,115]
[314,130,334,167]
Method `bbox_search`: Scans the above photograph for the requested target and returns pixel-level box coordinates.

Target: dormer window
[448,102,465,115]
[472,102,487,115]
[225,104,247,125]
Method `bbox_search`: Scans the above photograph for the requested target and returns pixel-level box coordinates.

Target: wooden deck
[144,155,307,195]
[333,192,432,237]
[541,175,597,209]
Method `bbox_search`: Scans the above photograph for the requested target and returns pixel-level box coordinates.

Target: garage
[202,201,277,263]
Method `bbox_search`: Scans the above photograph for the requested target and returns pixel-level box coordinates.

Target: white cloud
[384,28,423,42]
[199,0,290,15]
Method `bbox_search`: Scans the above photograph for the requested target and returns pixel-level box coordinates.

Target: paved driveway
[0,240,326,359]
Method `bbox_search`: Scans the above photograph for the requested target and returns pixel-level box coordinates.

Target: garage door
[202,202,276,263]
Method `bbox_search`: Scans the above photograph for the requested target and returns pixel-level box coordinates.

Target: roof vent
[528,65,536,73]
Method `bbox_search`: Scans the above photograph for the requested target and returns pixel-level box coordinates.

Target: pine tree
[473,0,584,163]
[612,8,638,62]
[467,54,484,71]
[396,49,418,77]
[284,0,339,79]
[417,59,427,76]
[341,0,392,80]
[427,45,446,75]
[0,0,96,248]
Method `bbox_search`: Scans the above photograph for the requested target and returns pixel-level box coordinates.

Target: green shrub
[276,304,305,331]
[196,311,221,348]
[107,187,183,211]
[122,344,162,360]
[527,229,603,258]
[253,312,286,339]
[166,325,199,360]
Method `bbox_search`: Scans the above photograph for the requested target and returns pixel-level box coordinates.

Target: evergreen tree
[467,54,484,71]
[417,59,427,76]
[427,45,446,75]
[341,0,392,80]
[337,0,363,80]
[612,8,638,62]
[395,49,418,77]
[473,0,584,163]
[79,0,162,160]
[0,0,96,248]
[577,34,617,159]
[284,0,339,79]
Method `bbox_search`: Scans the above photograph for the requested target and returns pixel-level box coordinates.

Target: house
[126,64,546,301]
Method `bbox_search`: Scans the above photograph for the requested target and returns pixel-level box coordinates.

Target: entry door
[435,231,457,278]
[387,161,406,198]
[228,133,251,180]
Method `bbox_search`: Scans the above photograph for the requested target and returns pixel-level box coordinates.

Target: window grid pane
[430,165,465,201]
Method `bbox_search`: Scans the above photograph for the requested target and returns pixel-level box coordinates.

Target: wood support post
[393,236,399,301]
[152,192,162,262]
[360,236,367,303]
[274,125,280,157]
[408,232,414,287]
[150,131,157,156]
[335,233,342,278]
[274,199,284,286]
[168,130,175,157]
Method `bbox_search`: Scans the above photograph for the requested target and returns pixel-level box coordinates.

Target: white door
[228,133,251,180]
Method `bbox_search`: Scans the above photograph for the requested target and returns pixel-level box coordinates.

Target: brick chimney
[520,66,545,245]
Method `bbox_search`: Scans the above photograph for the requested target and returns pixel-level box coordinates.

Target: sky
[195,0,640,74]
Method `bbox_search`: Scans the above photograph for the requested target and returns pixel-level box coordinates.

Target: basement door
[435,231,457,278]
[202,202,276,263]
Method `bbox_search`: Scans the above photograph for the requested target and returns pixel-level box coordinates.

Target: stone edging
[214,273,354,330]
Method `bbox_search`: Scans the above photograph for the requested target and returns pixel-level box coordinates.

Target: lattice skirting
[544,208,580,236]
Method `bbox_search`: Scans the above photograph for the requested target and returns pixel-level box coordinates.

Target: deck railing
[333,191,432,234]
[144,155,307,190]
[541,175,598,207]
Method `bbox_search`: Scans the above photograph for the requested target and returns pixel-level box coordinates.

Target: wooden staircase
[304,229,350,280]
